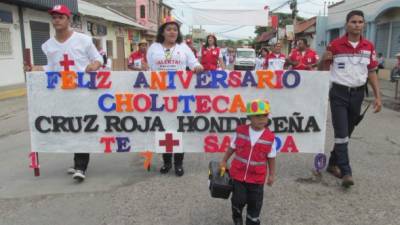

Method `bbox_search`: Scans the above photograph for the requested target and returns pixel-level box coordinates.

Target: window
[236,50,255,58]
[375,23,390,57]
[0,10,13,24]
[329,29,340,42]
[152,1,156,19]
[390,21,400,58]
[30,21,50,65]
[140,5,146,19]
[148,0,151,19]
[0,27,12,56]
[106,40,113,58]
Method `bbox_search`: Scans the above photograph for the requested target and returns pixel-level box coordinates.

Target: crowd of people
[24,4,390,225]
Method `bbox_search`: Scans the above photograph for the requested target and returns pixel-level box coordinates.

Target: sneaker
[175,165,184,177]
[160,164,172,174]
[67,167,76,175]
[326,165,342,178]
[72,170,86,182]
[342,175,354,188]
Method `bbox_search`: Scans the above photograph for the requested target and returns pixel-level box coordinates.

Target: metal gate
[375,23,390,57]
[30,21,49,66]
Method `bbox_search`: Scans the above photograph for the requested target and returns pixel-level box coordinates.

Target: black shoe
[160,164,172,174]
[175,165,184,177]
[233,217,243,225]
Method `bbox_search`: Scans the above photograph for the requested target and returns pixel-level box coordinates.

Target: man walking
[27,4,103,182]
[319,10,382,188]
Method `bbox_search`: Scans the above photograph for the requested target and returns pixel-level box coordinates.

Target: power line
[299,0,323,6]
[166,0,216,5]
[215,25,247,34]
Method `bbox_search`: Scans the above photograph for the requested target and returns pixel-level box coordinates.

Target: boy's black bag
[208,160,232,199]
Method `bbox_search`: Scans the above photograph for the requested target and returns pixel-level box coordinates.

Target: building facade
[0,0,78,87]
[0,0,149,87]
[327,0,400,68]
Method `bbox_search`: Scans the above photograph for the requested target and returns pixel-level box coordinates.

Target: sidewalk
[368,78,400,111]
[0,83,27,101]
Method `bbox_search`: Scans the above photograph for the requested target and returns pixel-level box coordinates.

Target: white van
[234,48,256,71]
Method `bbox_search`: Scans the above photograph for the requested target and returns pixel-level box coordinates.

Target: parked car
[234,48,256,71]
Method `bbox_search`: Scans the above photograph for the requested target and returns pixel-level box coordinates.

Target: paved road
[0,97,399,225]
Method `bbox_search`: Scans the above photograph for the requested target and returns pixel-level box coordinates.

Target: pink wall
[136,0,159,28]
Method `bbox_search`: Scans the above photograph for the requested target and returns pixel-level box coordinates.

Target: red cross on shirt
[59,54,75,71]
[159,133,180,153]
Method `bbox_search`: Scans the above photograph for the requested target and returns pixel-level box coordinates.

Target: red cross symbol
[159,133,180,153]
[59,54,75,71]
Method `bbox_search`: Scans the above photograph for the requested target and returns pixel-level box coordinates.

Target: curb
[0,88,27,101]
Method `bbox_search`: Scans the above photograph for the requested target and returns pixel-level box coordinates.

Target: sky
[164,0,342,40]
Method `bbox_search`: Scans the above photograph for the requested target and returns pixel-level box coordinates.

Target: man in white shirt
[28,5,103,182]
[265,42,286,71]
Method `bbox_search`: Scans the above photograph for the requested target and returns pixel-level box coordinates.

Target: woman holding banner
[146,17,203,176]
[199,34,225,71]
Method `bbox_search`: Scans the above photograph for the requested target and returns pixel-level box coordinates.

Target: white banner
[191,8,269,26]
[27,70,330,154]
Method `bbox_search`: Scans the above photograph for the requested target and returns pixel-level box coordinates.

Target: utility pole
[289,0,298,51]
[323,1,326,16]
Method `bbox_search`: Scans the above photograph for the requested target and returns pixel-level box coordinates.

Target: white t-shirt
[146,42,201,71]
[41,32,103,72]
[349,41,359,48]
[268,54,286,71]
[230,127,277,158]
[255,56,265,70]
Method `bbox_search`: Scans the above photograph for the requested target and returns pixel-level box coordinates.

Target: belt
[332,82,365,92]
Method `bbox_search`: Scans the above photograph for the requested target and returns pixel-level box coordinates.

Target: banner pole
[34,152,40,177]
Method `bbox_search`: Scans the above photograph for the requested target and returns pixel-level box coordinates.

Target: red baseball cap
[49,5,71,17]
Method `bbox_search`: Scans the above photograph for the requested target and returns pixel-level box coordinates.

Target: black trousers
[74,153,90,171]
[231,180,264,225]
[328,83,364,176]
[162,153,184,166]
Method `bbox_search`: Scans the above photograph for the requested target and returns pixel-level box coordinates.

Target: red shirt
[289,48,319,70]
[128,50,147,68]
[327,34,378,87]
[201,47,220,70]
